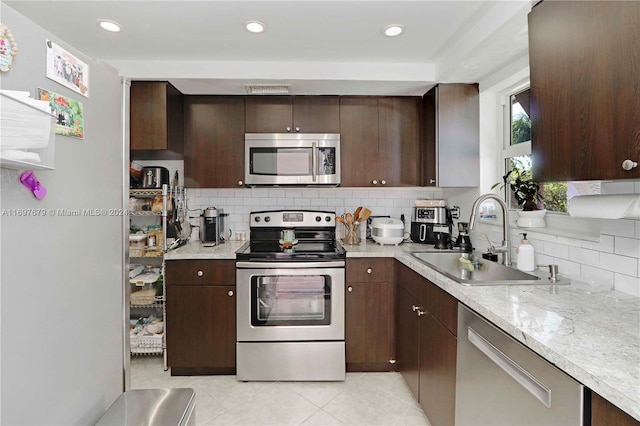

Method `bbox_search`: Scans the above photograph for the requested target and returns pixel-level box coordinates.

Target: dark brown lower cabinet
[345,281,395,372]
[419,311,457,426]
[166,260,236,375]
[591,391,640,426]
[396,286,421,399]
[396,261,457,426]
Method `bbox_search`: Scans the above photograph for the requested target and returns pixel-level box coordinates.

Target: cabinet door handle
[238,180,244,186]
[367,268,372,274]
[347,286,353,292]
[197,270,204,277]
[295,126,301,132]
[381,180,386,185]
[430,179,436,184]
[622,159,638,171]
[372,179,378,185]
[412,305,425,316]
[286,126,291,132]
[228,290,234,297]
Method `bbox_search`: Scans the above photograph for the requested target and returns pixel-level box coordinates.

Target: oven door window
[250,147,313,176]
[251,275,331,326]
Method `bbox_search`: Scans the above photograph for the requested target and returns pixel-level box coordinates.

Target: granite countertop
[164,238,640,421]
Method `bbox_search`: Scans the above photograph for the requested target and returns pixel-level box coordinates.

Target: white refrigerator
[1,3,128,424]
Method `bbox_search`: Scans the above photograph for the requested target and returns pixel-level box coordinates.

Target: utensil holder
[341,222,361,245]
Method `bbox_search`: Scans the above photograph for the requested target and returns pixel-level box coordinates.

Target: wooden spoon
[358,208,372,222]
[353,206,363,222]
[345,212,353,225]
[335,216,345,224]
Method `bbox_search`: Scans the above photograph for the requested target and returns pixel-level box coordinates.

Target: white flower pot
[516,209,547,228]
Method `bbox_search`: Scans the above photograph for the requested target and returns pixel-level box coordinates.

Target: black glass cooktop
[236,240,345,261]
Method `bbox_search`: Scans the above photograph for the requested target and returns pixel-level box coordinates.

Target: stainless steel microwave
[244,133,341,186]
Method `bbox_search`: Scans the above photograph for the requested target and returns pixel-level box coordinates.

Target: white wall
[0,4,126,424]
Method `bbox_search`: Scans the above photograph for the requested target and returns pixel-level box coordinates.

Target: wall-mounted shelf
[0,91,56,171]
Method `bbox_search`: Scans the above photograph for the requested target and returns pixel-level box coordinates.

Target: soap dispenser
[516,233,535,272]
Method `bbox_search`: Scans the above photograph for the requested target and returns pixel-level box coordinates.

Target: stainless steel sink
[412,252,545,286]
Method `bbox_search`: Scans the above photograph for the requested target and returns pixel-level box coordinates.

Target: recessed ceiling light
[98,20,122,32]
[245,21,266,34]
[383,24,404,37]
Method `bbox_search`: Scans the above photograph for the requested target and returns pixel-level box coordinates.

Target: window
[500,87,596,213]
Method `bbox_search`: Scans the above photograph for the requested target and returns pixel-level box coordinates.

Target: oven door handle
[236,261,345,269]
[312,142,317,182]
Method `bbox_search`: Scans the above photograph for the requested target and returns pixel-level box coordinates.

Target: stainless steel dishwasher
[455,304,584,425]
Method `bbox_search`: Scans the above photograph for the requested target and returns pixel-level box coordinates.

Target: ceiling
[4,0,535,95]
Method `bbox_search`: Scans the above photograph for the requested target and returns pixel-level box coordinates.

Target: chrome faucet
[469,194,511,267]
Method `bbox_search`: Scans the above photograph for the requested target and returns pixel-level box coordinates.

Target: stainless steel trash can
[95,388,195,426]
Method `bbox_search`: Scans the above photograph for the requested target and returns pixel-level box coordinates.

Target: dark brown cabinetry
[591,391,640,426]
[130,81,184,159]
[340,97,421,187]
[345,258,395,372]
[528,1,640,181]
[422,84,479,187]
[396,261,457,426]
[165,259,236,375]
[245,96,340,133]
[183,96,245,188]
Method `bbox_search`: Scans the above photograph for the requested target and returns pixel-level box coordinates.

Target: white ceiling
[4,0,534,95]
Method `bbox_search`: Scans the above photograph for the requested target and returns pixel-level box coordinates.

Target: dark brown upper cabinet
[130,81,184,160]
[183,96,245,188]
[528,1,640,181]
[245,96,340,133]
[340,96,421,187]
[422,84,479,187]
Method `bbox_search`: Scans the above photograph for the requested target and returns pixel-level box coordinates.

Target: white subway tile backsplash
[599,252,638,276]
[581,234,615,253]
[615,236,640,259]
[614,273,640,297]
[600,219,636,237]
[542,241,570,259]
[581,265,615,288]
[552,258,581,277]
[294,198,311,206]
[569,247,600,265]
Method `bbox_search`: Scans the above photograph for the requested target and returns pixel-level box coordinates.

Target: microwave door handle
[312,142,317,182]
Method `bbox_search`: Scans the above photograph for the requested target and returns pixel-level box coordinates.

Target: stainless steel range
[236,210,346,381]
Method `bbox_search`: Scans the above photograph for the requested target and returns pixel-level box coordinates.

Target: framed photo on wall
[45,39,89,97]
[37,87,84,139]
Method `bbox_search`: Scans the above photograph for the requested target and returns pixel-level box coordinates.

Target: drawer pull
[228,290,234,297]
[197,270,204,277]
[367,268,372,274]
[412,305,425,316]
[347,286,353,292]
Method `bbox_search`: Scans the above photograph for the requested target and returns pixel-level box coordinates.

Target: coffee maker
[199,207,225,247]
[453,222,473,252]
[410,205,452,245]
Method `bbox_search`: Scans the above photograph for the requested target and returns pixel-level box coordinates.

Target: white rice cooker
[370,217,406,245]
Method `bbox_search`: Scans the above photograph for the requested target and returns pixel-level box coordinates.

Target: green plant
[492,158,544,211]
[511,113,531,145]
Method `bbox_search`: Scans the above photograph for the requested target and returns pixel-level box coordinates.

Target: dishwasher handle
[467,326,552,408]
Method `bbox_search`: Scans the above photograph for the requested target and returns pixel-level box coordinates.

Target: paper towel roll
[568,194,640,219]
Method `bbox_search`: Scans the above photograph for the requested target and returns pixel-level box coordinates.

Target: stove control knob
[325,216,331,222]
[315,216,322,222]
[254,216,261,222]
[264,216,271,222]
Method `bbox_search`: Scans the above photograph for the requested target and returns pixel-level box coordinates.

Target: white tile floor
[130,356,431,425]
